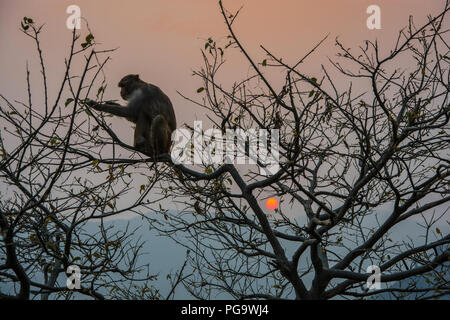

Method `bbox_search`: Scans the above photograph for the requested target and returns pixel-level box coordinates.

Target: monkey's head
[118,74,142,100]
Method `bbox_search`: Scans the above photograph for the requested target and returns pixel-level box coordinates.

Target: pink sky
[0,0,448,223]
[0,0,447,131]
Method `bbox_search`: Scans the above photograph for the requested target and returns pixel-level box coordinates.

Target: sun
[265,197,279,210]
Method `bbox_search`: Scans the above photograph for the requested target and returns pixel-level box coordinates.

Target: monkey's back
[142,84,177,131]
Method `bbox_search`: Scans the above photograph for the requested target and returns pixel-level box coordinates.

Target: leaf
[194,201,203,215]
[50,136,58,146]
[308,90,315,98]
[436,227,441,234]
[197,87,205,93]
[92,159,99,167]
[65,98,74,107]
[29,234,38,244]
[44,217,52,227]
[311,77,317,83]
[262,59,267,66]
[85,33,94,44]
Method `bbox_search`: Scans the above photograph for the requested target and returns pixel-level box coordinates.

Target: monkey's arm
[85,100,134,119]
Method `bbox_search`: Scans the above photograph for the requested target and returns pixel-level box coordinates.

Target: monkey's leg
[150,115,170,156]
[134,115,149,148]
[134,114,152,153]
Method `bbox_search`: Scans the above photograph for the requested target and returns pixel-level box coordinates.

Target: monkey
[86,74,176,157]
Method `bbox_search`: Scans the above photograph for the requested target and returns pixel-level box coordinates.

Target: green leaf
[65,98,74,107]
[262,59,267,66]
[50,137,58,146]
[311,77,317,83]
[197,87,205,93]
[85,33,94,44]
[308,90,315,98]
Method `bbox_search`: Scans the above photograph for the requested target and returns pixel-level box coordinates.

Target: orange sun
[265,198,279,210]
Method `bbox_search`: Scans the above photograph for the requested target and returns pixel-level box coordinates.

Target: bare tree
[0,18,185,300]
[1,0,449,301]
[146,1,450,299]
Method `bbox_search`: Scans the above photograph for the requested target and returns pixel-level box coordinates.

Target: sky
[2,0,445,214]
[0,0,448,299]
[0,0,447,129]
